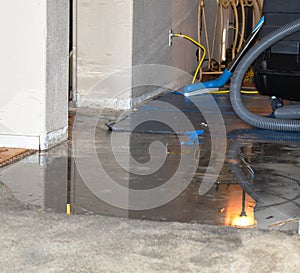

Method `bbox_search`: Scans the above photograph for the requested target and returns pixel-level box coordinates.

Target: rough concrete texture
[132,0,198,100]
[46,0,69,132]
[0,182,299,273]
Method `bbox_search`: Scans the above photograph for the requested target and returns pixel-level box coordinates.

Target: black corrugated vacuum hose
[230,18,300,131]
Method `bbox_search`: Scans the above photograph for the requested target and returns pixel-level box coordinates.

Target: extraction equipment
[183,0,300,131]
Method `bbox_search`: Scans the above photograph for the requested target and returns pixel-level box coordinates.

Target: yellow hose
[173,33,206,84]
[173,33,259,96]
[209,90,259,94]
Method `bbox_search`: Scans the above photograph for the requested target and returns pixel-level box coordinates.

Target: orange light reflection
[224,185,256,228]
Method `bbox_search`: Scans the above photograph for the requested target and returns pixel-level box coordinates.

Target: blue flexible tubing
[184,69,232,93]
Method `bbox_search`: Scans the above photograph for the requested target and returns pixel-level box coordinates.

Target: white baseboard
[0,135,40,149]
[131,87,166,107]
[39,126,68,150]
[76,87,167,110]
[0,126,68,150]
[77,95,132,110]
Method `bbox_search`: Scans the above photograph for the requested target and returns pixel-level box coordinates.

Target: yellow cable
[174,33,206,84]
[172,33,259,96]
[209,90,259,95]
[241,90,259,94]
[210,90,230,94]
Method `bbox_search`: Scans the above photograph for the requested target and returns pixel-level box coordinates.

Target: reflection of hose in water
[256,172,300,210]
[274,174,300,187]
[257,193,300,210]
[227,140,261,201]
[227,134,300,209]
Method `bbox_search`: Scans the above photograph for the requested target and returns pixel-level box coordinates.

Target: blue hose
[184,69,232,94]
[183,17,265,95]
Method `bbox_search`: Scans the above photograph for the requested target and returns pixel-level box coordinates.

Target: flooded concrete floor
[0,94,299,234]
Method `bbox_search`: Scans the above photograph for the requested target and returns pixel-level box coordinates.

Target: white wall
[77,0,199,109]
[77,0,133,109]
[0,0,69,150]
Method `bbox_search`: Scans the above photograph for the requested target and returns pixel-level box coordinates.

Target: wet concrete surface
[0,93,299,234]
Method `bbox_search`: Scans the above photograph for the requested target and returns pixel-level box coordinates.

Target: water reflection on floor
[0,95,299,234]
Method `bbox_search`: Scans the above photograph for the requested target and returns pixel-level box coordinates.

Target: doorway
[69,0,77,104]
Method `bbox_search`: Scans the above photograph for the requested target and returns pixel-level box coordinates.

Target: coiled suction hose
[230,18,300,131]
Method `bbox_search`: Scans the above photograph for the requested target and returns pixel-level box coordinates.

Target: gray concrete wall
[46,0,69,135]
[132,0,199,100]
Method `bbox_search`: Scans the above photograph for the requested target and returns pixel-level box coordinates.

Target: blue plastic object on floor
[184,69,232,95]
